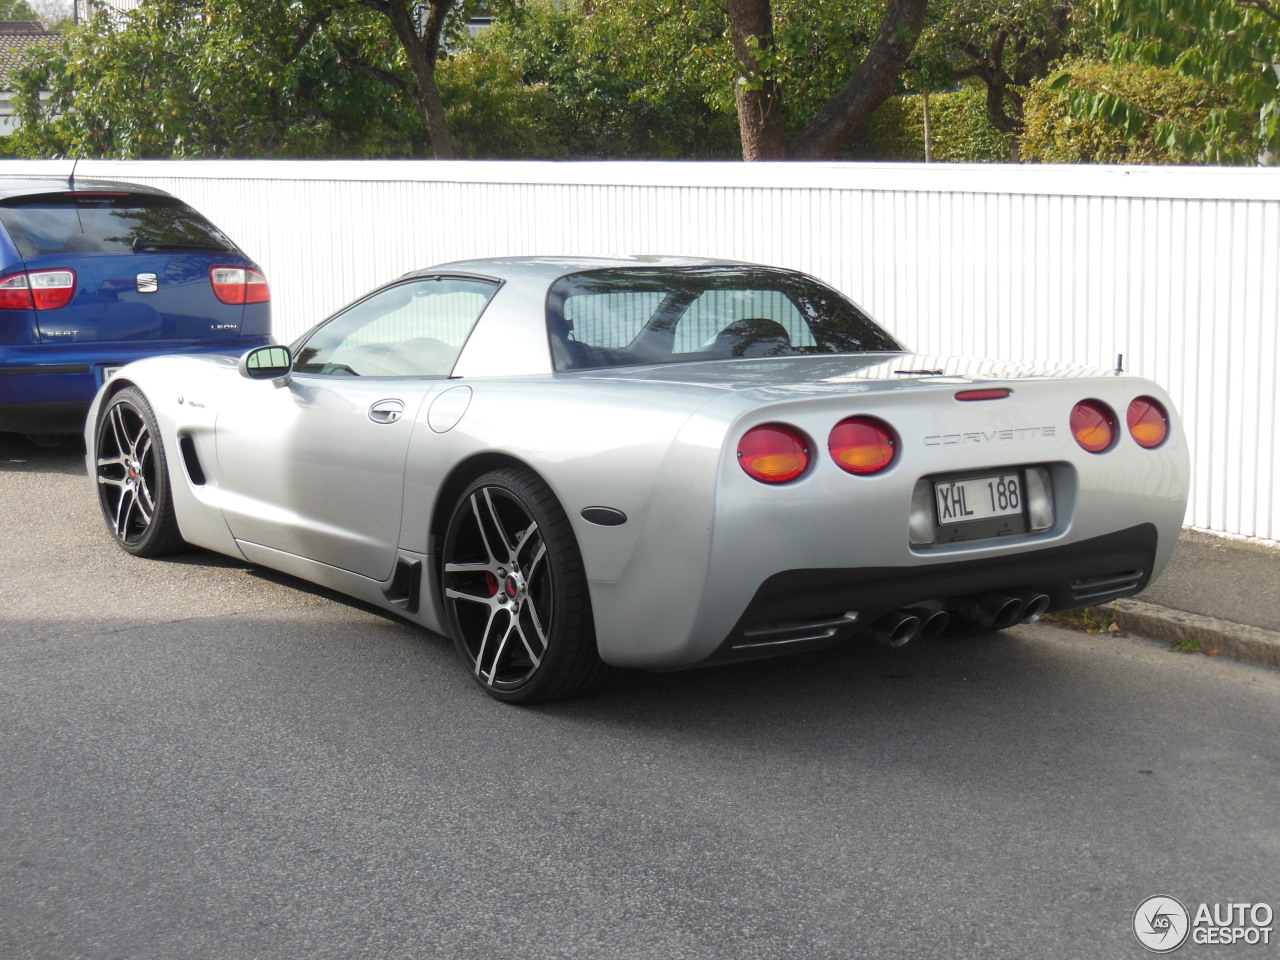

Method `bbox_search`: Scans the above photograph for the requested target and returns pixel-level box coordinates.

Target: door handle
[368,399,405,424]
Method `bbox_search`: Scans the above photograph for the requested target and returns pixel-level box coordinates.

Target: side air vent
[178,435,206,486]
[384,558,422,613]
[1071,570,1145,602]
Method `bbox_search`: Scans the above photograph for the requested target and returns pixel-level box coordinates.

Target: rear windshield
[0,191,238,258]
[546,265,902,371]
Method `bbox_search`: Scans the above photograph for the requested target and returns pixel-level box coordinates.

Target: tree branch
[787,0,929,159]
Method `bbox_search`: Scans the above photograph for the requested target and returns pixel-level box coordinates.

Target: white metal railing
[2,158,1276,543]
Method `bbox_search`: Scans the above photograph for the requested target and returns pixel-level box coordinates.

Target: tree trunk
[787,0,928,160]
[725,0,786,160]
[384,0,456,160]
[922,89,932,162]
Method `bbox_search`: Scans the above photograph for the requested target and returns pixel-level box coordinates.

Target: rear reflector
[0,269,76,310]
[210,265,270,304]
[738,424,810,483]
[1070,399,1117,453]
[828,417,897,475]
[1127,396,1169,448]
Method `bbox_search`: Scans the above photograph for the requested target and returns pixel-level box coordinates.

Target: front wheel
[94,387,186,557]
[441,468,609,703]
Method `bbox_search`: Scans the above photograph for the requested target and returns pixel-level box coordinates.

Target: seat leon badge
[136,273,159,293]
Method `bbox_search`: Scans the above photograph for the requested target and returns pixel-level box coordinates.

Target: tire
[93,387,186,558]
[24,433,67,449]
[441,467,610,703]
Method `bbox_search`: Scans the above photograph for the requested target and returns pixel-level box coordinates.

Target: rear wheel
[441,468,609,703]
[94,387,185,557]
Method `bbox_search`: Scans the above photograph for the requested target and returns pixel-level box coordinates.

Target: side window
[294,277,497,377]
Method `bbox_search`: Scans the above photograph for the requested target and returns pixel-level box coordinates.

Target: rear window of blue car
[0,191,238,259]
[546,266,902,371]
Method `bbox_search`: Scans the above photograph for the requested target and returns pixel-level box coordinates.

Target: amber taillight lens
[1127,396,1169,449]
[1070,400,1117,453]
[737,424,810,483]
[828,416,897,475]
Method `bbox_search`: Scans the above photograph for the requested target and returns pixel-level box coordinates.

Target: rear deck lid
[0,189,256,344]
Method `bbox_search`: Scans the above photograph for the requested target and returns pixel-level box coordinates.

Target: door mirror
[239,345,293,382]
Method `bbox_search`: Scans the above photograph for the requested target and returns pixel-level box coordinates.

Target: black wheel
[441,468,610,703]
[94,387,185,557]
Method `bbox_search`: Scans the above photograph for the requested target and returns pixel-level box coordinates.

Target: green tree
[910,0,1095,141]
[464,0,738,158]
[725,0,930,159]
[13,0,431,158]
[12,0,481,160]
[1057,0,1280,162]
[345,0,459,158]
[0,0,39,19]
[1021,58,1256,162]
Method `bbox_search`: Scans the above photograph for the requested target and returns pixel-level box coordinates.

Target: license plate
[934,472,1023,525]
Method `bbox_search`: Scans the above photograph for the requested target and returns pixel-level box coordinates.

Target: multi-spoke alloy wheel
[442,468,608,703]
[94,387,184,557]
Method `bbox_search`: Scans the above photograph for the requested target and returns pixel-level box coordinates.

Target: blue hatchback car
[0,177,271,438]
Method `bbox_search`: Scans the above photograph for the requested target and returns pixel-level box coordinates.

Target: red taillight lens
[210,265,270,305]
[0,272,33,310]
[1127,396,1169,449]
[1070,400,1117,453]
[737,424,810,483]
[828,416,897,475]
[0,269,75,310]
[29,269,76,309]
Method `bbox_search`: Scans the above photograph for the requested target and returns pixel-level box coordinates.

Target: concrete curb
[1106,598,1280,670]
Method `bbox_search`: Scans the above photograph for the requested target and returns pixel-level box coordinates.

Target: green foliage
[11,0,426,159]
[437,48,565,158]
[1020,59,1256,163]
[0,0,38,19]
[1074,0,1280,162]
[846,84,1013,161]
[467,0,738,158]
[906,0,1101,136]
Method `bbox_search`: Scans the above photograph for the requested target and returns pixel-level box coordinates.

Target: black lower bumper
[0,401,90,436]
[706,524,1159,664]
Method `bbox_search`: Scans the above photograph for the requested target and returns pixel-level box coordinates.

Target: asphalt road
[3,433,1278,960]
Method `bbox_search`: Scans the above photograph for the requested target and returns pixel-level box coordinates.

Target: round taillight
[1070,399,1117,453]
[828,416,897,475]
[737,424,810,483]
[1127,396,1169,449]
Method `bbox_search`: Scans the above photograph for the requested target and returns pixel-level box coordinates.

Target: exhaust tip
[870,611,922,648]
[958,594,1025,631]
[1018,593,1052,624]
[902,605,950,641]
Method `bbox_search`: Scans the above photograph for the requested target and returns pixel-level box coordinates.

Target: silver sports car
[87,256,1189,702]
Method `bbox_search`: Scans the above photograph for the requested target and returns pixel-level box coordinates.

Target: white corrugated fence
[2,158,1276,543]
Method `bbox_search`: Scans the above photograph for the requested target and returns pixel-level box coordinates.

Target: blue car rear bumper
[0,337,271,434]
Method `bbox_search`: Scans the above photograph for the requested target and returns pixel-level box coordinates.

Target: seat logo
[136,273,159,293]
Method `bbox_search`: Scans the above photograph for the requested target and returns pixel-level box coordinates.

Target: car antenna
[68,155,80,190]
[1115,353,1124,374]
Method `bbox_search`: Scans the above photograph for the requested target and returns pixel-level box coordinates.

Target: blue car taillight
[210,265,270,305]
[0,269,76,310]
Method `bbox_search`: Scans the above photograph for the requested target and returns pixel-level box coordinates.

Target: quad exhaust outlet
[956,592,1053,630]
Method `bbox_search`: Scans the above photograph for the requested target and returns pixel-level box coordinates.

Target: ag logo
[1134,895,1191,953]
